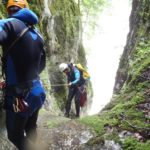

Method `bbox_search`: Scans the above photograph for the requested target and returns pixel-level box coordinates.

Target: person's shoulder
[0,18,15,24]
[0,18,17,30]
[74,66,80,73]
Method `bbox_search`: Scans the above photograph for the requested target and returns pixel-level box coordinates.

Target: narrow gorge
[0,0,150,149]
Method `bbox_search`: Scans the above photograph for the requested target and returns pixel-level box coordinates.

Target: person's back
[67,64,85,87]
[1,8,45,85]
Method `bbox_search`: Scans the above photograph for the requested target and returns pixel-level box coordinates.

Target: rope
[0,83,68,89]
[50,84,68,87]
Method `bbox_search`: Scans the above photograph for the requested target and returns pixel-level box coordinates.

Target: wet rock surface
[79,140,122,150]
[0,112,123,150]
[0,137,16,150]
[0,111,16,150]
[37,113,95,150]
[36,112,122,150]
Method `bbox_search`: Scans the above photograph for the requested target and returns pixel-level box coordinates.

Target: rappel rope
[42,83,69,87]
[0,80,67,88]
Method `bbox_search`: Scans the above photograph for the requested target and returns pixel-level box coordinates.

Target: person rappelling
[59,63,89,118]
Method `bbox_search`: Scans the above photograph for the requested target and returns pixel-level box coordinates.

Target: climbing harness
[8,27,29,51]
[13,98,29,113]
[0,81,6,109]
[13,98,20,112]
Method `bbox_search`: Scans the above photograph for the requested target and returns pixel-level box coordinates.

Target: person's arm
[0,19,9,44]
[71,68,80,85]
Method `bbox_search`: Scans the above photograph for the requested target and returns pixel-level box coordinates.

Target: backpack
[75,63,90,80]
[79,88,87,107]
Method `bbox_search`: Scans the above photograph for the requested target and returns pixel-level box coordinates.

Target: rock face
[37,113,95,150]
[103,0,150,148]
[111,0,150,138]
[114,0,150,94]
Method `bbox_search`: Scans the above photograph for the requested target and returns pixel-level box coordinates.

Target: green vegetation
[128,39,150,85]
[79,82,149,147]
[50,0,80,53]
[80,0,108,32]
[79,114,120,145]
[79,115,105,134]
[123,137,150,150]
[29,0,44,18]
[0,4,6,19]
[79,0,110,46]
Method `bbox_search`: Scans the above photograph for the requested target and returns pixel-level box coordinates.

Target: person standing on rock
[0,0,46,149]
[59,63,86,118]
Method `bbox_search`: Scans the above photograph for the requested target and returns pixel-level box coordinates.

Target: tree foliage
[78,0,108,36]
[81,0,107,15]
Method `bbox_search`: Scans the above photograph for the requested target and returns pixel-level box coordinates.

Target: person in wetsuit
[0,0,46,149]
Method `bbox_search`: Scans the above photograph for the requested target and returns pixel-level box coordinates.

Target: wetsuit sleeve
[71,68,80,85]
[0,20,9,44]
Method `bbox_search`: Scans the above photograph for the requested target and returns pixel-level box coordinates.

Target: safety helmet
[59,63,68,72]
[7,0,29,10]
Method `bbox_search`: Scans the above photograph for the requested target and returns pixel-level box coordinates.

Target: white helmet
[59,63,68,72]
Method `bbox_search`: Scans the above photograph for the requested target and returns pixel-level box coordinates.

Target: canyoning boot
[64,113,69,118]
[75,114,80,118]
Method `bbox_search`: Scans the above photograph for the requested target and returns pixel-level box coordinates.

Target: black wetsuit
[0,8,46,150]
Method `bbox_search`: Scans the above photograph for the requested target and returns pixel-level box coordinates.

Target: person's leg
[6,109,28,150]
[5,79,45,150]
[65,88,75,117]
[6,109,17,146]
[75,88,81,118]
[25,108,40,143]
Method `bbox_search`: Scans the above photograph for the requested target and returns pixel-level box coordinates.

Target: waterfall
[85,0,131,115]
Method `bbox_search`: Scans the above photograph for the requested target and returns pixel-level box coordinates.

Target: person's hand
[68,82,72,87]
